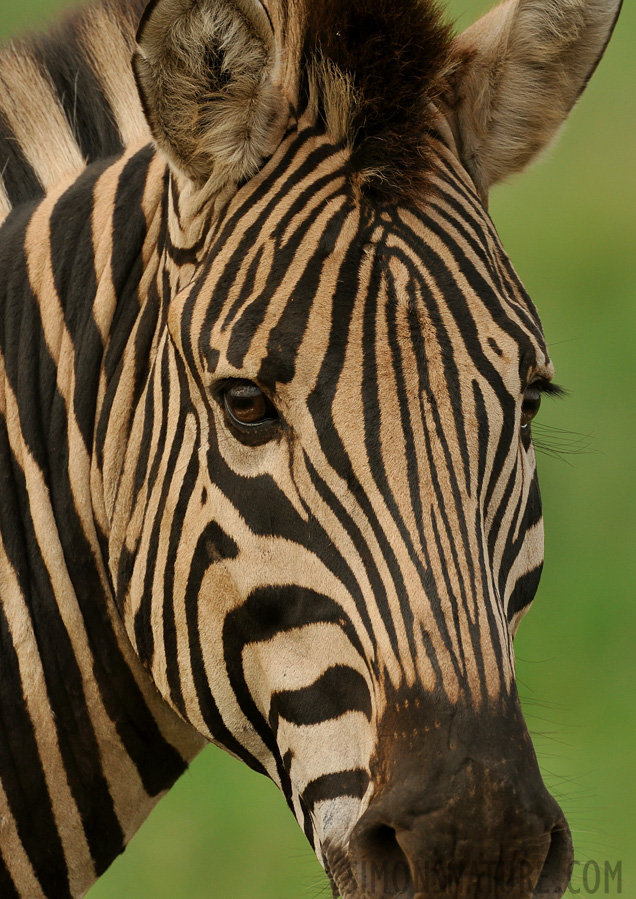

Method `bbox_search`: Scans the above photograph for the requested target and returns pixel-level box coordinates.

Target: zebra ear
[133,0,287,187]
[446,0,622,199]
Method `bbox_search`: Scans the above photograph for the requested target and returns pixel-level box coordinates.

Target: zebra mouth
[322,840,361,899]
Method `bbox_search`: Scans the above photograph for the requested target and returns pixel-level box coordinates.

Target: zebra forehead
[189,205,544,388]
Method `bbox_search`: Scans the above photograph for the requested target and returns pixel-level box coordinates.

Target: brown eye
[521,385,542,428]
[223,381,278,427]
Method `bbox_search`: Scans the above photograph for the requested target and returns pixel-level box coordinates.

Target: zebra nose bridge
[374,537,513,701]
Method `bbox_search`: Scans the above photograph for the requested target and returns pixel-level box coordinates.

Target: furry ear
[447,0,622,198]
[133,0,287,187]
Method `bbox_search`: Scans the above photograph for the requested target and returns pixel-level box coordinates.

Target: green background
[0,0,634,896]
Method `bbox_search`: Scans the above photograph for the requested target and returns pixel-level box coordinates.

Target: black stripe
[48,159,111,451]
[204,427,309,544]
[96,144,157,473]
[385,276,428,547]
[129,315,161,505]
[32,28,124,164]
[303,455,381,644]
[165,509,237,719]
[135,344,181,670]
[418,623,447,695]
[184,542,269,778]
[257,197,351,383]
[0,208,59,482]
[428,508,468,684]
[0,111,43,207]
[162,359,204,712]
[270,665,372,729]
[507,564,543,621]
[105,144,156,372]
[128,360,160,663]
[113,279,164,605]
[301,769,370,814]
[497,470,543,604]
[472,380,489,493]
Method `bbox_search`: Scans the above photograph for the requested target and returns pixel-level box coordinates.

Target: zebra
[0,0,621,896]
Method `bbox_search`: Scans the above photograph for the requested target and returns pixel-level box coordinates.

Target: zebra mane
[302,0,455,200]
[0,0,148,214]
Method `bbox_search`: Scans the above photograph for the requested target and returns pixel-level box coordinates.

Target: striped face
[0,0,621,894]
[112,122,555,875]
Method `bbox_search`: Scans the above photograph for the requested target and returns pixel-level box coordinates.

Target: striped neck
[0,145,205,897]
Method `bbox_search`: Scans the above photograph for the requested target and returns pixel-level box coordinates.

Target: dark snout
[348,694,573,899]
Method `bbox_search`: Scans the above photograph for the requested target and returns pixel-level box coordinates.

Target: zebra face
[152,129,568,895]
[124,0,621,895]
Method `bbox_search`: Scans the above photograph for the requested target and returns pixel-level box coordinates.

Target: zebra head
[111,0,621,896]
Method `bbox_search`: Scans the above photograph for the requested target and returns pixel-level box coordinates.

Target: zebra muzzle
[346,696,574,899]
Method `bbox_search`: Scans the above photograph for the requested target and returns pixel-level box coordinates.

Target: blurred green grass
[1,0,634,896]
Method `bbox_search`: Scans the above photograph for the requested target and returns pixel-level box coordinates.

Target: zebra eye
[521,385,542,428]
[223,381,278,428]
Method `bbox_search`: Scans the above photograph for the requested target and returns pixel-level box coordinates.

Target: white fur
[448,0,622,197]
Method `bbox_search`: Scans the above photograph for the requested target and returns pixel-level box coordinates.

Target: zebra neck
[0,147,206,897]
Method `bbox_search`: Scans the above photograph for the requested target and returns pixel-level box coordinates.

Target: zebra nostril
[533,823,574,898]
[348,776,574,899]
[351,821,415,898]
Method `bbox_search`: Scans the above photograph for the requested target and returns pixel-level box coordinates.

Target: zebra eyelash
[530,379,567,399]
[537,380,566,398]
